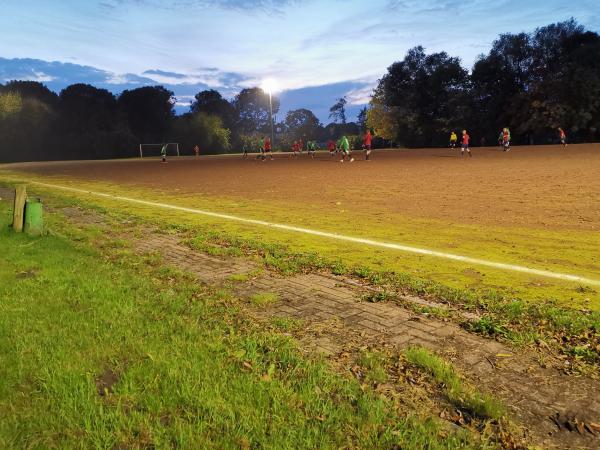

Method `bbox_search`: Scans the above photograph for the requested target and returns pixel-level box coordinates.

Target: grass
[1,177,599,370]
[0,200,494,449]
[404,347,505,421]
[357,350,389,385]
[1,172,598,308]
[271,317,303,332]
[249,292,279,306]
[226,269,263,284]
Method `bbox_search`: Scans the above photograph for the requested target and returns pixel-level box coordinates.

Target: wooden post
[12,185,27,232]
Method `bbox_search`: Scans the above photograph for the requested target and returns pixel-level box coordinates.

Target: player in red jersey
[327,139,336,157]
[262,136,273,160]
[461,130,472,157]
[558,128,567,147]
[362,129,373,160]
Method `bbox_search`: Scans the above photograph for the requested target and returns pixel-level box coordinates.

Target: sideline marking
[30,180,600,287]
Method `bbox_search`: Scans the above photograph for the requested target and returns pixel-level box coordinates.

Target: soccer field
[2,143,599,307]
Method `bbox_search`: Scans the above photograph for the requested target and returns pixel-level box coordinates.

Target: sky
[0,0,598,122]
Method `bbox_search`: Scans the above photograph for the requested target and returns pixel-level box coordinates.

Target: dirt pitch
[10,144,600,232]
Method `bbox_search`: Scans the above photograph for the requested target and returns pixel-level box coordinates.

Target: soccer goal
[139,143,180,158]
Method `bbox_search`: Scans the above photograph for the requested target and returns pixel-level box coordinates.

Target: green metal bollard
[23,198,44,236]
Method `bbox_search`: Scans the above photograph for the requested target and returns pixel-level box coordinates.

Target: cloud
[345,83,376,106]
[99,0,304,13]
[143,69,188,79]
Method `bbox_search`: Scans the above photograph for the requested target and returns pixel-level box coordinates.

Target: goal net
[139,143,180,158]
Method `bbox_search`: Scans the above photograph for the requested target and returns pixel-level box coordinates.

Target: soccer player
[291,140,299,157]
[339,135,354,162]
[262,136,273,160]
[502,128,511,152]
[161,143,168,163]
[327,139,336,157]
[242,142,248,158]
[363,129,373,160]
[256,139,264,160]
[461,130,472,157]
[308,140,317,158]
[298,138,304,154]
[194,144,200,158]
[558,127,567,147]
[449,131,458,148]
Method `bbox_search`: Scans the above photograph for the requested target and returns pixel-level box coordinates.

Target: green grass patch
[357,350,389,385]
[404,347,505,421]
[271,317,303,332]
[249,292,279,306]
[0,200,493,449]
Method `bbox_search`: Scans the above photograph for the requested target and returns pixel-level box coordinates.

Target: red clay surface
[6,144,600,231]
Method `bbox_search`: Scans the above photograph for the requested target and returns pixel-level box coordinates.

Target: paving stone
[388,334,414,347]
[404,327,438,343]
[357,319,390,334]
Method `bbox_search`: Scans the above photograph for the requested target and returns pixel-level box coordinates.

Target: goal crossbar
[139,143,180,158]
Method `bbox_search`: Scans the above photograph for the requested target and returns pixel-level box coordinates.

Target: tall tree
[0,88,56,162]
[366,90,398,142]
[0,80,59,107]
[171,112,231,154]
[59,84,119,133]
[284,108,322,140]
[190,89,235,129]
[373,46,469,146]
[329,96,347,124]
[232,87,279,134]
[118,86,175,141]
[471,33,534,142]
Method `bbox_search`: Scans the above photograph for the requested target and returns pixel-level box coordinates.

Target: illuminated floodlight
[261,78,278,94]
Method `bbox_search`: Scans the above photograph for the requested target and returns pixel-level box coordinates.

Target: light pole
[262,79,277,149]
[268,90,274,148]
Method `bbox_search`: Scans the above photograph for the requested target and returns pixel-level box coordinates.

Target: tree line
[0,77,367,162]
[1,19,598,162]
[367,19,600,147]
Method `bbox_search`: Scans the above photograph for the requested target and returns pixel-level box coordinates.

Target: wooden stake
[12,185,27,232]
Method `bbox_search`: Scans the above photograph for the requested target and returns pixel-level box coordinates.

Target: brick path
[131,231,600,449]
[1,185,598,449]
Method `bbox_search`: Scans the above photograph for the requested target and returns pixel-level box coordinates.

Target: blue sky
[1,0,598,122]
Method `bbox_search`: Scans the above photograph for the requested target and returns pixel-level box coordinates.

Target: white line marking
[30,180,600,286]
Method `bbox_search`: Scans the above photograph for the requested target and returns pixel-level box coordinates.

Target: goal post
[139,143,180,158]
